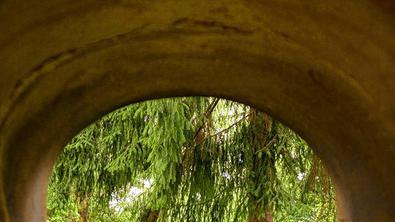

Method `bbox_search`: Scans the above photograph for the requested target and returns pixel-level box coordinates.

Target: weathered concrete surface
[0,0,394,221]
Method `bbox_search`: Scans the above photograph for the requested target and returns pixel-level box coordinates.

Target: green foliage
[47,97,336,222]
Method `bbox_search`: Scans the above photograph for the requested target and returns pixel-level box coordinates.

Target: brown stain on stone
[172,18,253,35]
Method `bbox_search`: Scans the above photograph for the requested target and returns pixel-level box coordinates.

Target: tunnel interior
[0,1,395,221]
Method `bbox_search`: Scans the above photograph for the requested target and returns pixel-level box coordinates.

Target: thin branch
[209,112,253,138]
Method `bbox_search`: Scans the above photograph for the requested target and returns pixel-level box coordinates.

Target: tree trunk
[140,210,160,222]
[77,194,89,222]
[147,210,160,222]
[249,210,273,222]
[263,212,273,222]
[248,109,274,222]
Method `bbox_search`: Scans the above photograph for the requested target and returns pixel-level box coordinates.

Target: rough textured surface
[0,0,394,221]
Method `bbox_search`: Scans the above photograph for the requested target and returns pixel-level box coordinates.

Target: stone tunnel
[0,0,394,221]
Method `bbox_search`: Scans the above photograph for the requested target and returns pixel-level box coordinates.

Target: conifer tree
[47,97,336,222]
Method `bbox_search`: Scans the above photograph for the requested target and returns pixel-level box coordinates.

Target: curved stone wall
[0,1,394,221]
